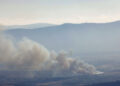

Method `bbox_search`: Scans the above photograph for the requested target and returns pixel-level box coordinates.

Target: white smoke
[0,30,103,77]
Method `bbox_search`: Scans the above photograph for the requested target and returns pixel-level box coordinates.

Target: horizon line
[2,19,120,26]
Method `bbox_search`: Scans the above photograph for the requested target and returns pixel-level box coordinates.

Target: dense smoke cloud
[0,30,103,77]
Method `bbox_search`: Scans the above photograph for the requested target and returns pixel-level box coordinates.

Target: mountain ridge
[4,23,56,29]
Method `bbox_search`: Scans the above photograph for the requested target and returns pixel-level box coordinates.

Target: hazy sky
[0,0,120,25]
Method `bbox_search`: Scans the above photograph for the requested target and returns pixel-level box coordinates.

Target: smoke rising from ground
[0,30,103,77]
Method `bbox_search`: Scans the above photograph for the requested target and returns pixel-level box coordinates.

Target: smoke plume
[0,30,103,77]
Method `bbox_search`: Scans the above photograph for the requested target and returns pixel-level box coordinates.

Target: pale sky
[0,0,120,25]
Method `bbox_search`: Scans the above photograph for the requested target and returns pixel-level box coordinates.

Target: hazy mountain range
[4,21,120,72]
[1,21,120,86]
[4,23,56,29]
[5,21,120,53]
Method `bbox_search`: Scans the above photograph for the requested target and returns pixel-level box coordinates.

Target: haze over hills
[4,23,56,29]
[5,21,120,53]
[4,21,120,72]
[1,0,120,85]
[0,21,120,86]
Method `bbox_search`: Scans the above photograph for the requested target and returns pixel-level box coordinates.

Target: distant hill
[4,21,120,71]
[5,21,120,53]
[5,23,56,29]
